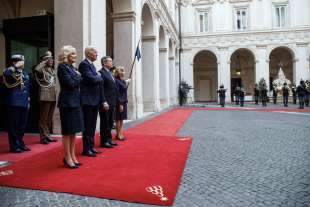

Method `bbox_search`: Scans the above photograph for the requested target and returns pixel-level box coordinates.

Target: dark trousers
[82,105,99,153]
[283,96,288,107]
[305,94,309,106]
[298,96,305,109]
[219,96,225,107]
[7,106,28,151]
[273,96,277,104]
[99,107,115,145]
[240,96,244,107]
[235,96,240,105]
[293,95,297,104]
[39,101,56,139]
[255,96,259,104]
[262,98,267,107]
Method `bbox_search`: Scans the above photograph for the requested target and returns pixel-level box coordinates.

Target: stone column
[295,43,310,82]
[159,47,170,108]
[142,35,158,112]
[256,45,269,87]
[113,11,137,119]
[218,47,231,102]
[169,46,176,105]
[54,0,106,133]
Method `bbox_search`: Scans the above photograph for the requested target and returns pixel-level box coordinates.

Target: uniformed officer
[235,86,240,105]
[305,80,310,107]
[217,84,227,107]
[254,83,259,105]
[272,83,278,104]
[282,82,290,107]
[297,80,306,109]
[291,83,297,104]
[3,55,31,153]
[239,86,245,107]
[34,51,57,144]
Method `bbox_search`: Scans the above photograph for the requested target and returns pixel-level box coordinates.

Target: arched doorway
[193,50,218,102]
[141,4,156,112]
[158,26,169,108]
[230,48,255,101]
[269,47,294,90]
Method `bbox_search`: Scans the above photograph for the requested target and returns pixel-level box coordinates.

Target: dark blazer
[115,78,128,105]
[78,59,102,106]
[57,63,82,108]
[99,67,118,107]
[3,67,30,108]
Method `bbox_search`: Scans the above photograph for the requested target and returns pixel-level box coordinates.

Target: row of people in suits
[57,45,129,169]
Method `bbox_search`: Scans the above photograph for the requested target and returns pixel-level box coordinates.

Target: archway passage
[141,3,156,112]
[269,47,294,90]
[193,50,218,102]
[230,48,255,101]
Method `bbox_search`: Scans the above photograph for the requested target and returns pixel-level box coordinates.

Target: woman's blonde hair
[113,66,125,78]
[58,45,77,64]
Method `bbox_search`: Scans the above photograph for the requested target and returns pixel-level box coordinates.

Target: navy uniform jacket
[115,78,128,106]
[3,67,30,108]
[99,68,118,107]
[57,63,82,108]
[78,59,102,106]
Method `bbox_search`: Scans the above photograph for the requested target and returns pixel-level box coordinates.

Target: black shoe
[63,158,78,169]
[46,137,57,142]
[40,138,49,145]
[20,145,31,151]
[10,148,23,153]
[100,142,114,148]
[82,151,97,157]
[91,148,102,154]
[74,162,82,166]
[109,141,118,146]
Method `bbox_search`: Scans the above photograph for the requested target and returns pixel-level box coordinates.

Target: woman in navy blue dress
[114,67,130,141]
[57,45,83,169]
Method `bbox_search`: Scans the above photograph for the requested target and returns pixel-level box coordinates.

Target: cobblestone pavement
[1,106,310,207]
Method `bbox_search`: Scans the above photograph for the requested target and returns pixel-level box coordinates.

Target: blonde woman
[57,45,83,169]
[114,67,130,141]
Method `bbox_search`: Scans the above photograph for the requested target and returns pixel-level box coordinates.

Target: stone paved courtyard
[1,104,310,207]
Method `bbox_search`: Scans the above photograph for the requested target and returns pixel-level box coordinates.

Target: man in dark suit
[78,47,103,157]
[99,56,118,148]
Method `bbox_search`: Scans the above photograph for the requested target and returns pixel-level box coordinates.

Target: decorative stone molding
[142,35,157,42]
[229,0,252,3]
[296,42,309,47]
[159,48,168,52]
[192,0,215,6]
[112,11,136,22]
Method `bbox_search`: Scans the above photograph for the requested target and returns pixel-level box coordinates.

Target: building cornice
[112,11,136,22]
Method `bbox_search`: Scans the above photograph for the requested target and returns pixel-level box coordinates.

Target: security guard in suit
[3,55,31,153]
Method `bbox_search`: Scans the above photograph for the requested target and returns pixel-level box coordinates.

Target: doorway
[1,15,54,132]
[231,78,242,102]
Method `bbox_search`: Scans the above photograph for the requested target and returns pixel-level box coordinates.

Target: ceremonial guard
[3,55,31,153]
[305,80,310,107]
[297,80,306,109]
[34,51,57,144]
[254,83,259,105]
[258,79,268,107]
[239,86,245,107]
[291,83,297,104]
[272,83,278,104]
[217,84,226,107]
[234,86,240,105]
[282,82,290,107]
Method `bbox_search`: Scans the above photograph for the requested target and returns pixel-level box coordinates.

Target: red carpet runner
[0,109,193,206]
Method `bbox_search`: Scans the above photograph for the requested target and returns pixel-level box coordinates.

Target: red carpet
[126,108,193,136]
[0,133,61,163]
[0,134,191,206]
[0,109,193,206]
[186,107,310,113]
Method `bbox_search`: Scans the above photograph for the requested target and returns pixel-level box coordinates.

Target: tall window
[199,12,209,32]
[275,5,287,27]
[235,8,248,30]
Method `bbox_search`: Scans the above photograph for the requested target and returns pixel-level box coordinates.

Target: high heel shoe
[63,158,78,169]
[74,162,82,166]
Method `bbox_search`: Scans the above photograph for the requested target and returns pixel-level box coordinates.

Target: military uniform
[305,81,310,107]
[282,83,290,107]
[297,80,306,109]
[239,87,245,107]
[254,84,259,105]
[235,86,240,105]
[291,83,297,104]
[272,84,278,104]
[3,55,31,153]
[34,51,57,144]
[217,85,226,107]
